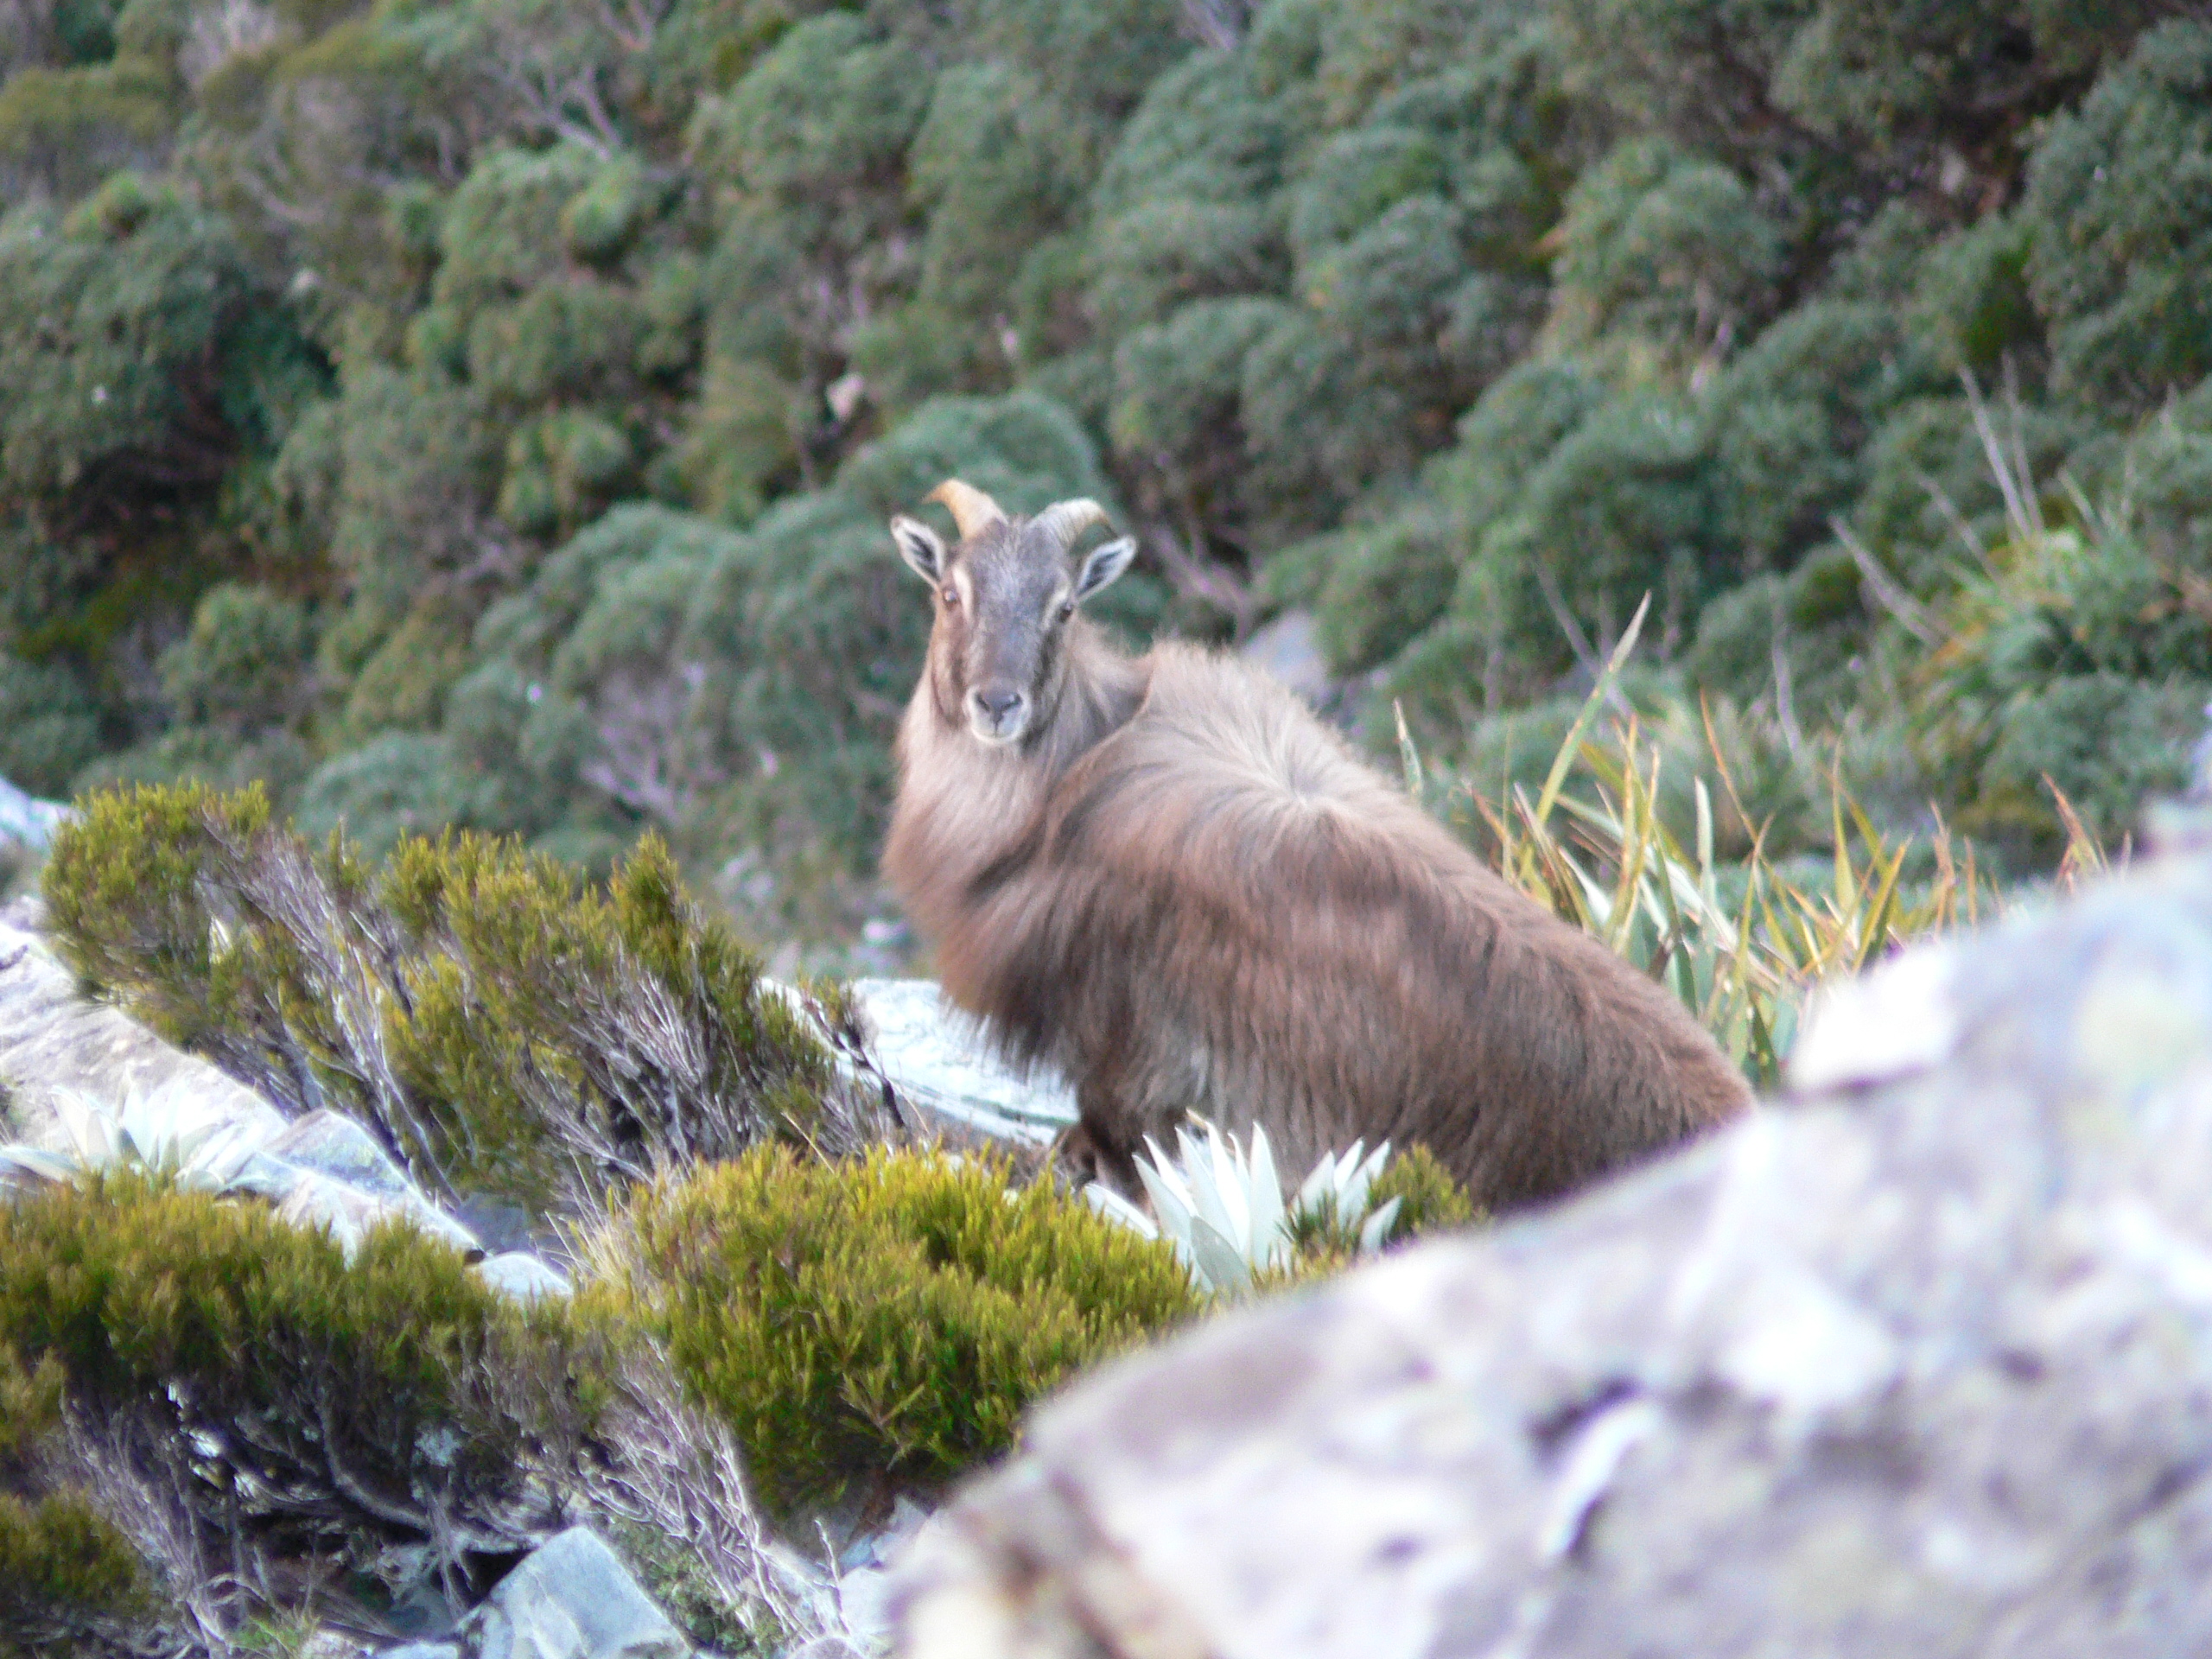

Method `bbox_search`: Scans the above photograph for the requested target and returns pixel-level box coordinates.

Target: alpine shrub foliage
[0,1341,151,1659]
[42,783,878,1211]
[0,1174,588,1634]
[3,0,2212,906]
[601,1145,1204,1513]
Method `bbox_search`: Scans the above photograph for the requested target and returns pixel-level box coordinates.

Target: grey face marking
[893,496,1138,748]
[958,525,1071,746]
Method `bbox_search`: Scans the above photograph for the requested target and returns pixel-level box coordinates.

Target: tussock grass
[1406,597,2108,1088]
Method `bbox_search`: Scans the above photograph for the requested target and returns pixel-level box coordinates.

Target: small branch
[1147,518,1255,637]
[1831,517,1948,649]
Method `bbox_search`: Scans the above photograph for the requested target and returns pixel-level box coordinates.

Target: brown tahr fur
[882,490,1751,1215]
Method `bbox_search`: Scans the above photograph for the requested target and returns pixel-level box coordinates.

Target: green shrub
[0,1174,586,1607]
[293,732,483,862]
[0,1487,149,1659]
[0,652,101,796]
[41,785,876,1211]
[0,1340,152,1659]
[2022,21,2212,414]
[601,1146,1205,1513]
[1366,1144,1480,1239]
[71,726,315,810]
[156,583,310,735]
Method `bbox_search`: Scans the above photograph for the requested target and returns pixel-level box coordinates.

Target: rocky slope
[889,831,2212,1658]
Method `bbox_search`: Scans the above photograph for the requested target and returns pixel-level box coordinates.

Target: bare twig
[1831,517,1949,648]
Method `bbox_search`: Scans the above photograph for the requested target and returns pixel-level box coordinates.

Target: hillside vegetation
[1,0,2209,944]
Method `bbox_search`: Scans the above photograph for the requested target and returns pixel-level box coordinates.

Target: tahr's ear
[1072,534,1137,602]
[890,515,946,584]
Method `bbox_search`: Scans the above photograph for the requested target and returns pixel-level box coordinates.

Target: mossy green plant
[41,783,878,1211]
[0,1486,149,1659]
[1366,1144,1481,1240]
[0,1173,593,1591]
[0,1342,151,1658]
[597,1146,1205,1514]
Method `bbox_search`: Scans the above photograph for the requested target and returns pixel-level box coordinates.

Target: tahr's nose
[975,687,1024,719]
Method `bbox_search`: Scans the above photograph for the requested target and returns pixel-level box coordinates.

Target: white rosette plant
[1083,1119,1405,1295]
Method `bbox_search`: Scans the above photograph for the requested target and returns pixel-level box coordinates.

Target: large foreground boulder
[890,842,2212,1656]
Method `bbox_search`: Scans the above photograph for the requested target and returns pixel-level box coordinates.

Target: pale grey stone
[380,1645,461,1659]
[269,1109,425,1205]
[1236,607,1331,708]
[221,1148,311,1203]
[264,1111,481,1257]
[0,917,282,1150]
[474,1251,571,1302]
[842,978,1075,1147]
[889,847,2212,1658]
[276,1167,481,1262]
[0,775,66,853]
[461,1528,687,1659]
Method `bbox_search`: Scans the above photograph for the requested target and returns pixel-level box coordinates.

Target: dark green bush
[1367,1143,1481,1239]
[0,1174,588,1607]
[0,652,101,796]
[604,1146,1205,1513]
[2022,20,2212,414]
[2,0,2210,913]
[41,784,876,1210]
[0,1340,152,1659]
[156,582,311,735]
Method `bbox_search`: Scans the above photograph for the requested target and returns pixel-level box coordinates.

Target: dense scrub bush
[0,1174,588,1619]
[0,652,102,796]
[601,1146,1205,1513]
[157,583,313,736]
[41,784,881,1210]
[2,0,2211,905]
[1367,1143,1480,1238]
[0,1340,154,1659]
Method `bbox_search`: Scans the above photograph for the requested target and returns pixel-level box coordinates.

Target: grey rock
[889,849,2212,1658]
[299,1635,378,1659]
[380,1645,461,1659]
[276,1166,481,1262]
[0,774,67,854]
[266,1112,482,1258]
[461,1528,687,1659]
[841,978,1075,1147]
[474,1251,571,1302]
[269,1109,429,1205]
[0,916,286,1151]
[1237,607,1331,708]
[221,1147,313,1204]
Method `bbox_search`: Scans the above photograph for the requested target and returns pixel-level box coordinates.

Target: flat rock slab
[461,1527,687,1659]
[474,1251,572,1301]
[845,978,1077,1147]
[0,915,278,1152]
[0,776,65,853]
[889,848,2212,1658]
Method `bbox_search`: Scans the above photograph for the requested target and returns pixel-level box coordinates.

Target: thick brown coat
[883,498,1751,1214]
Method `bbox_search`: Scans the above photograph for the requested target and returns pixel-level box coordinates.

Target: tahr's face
[924,520,1079,747]
[890,493,1137,747]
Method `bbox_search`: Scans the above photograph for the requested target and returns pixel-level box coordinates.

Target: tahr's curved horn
[925,480,1007,541]
[1030,498,1110,550]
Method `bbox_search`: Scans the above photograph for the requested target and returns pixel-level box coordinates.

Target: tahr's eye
[941,585,959,607]
[1057,601,1076,622]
